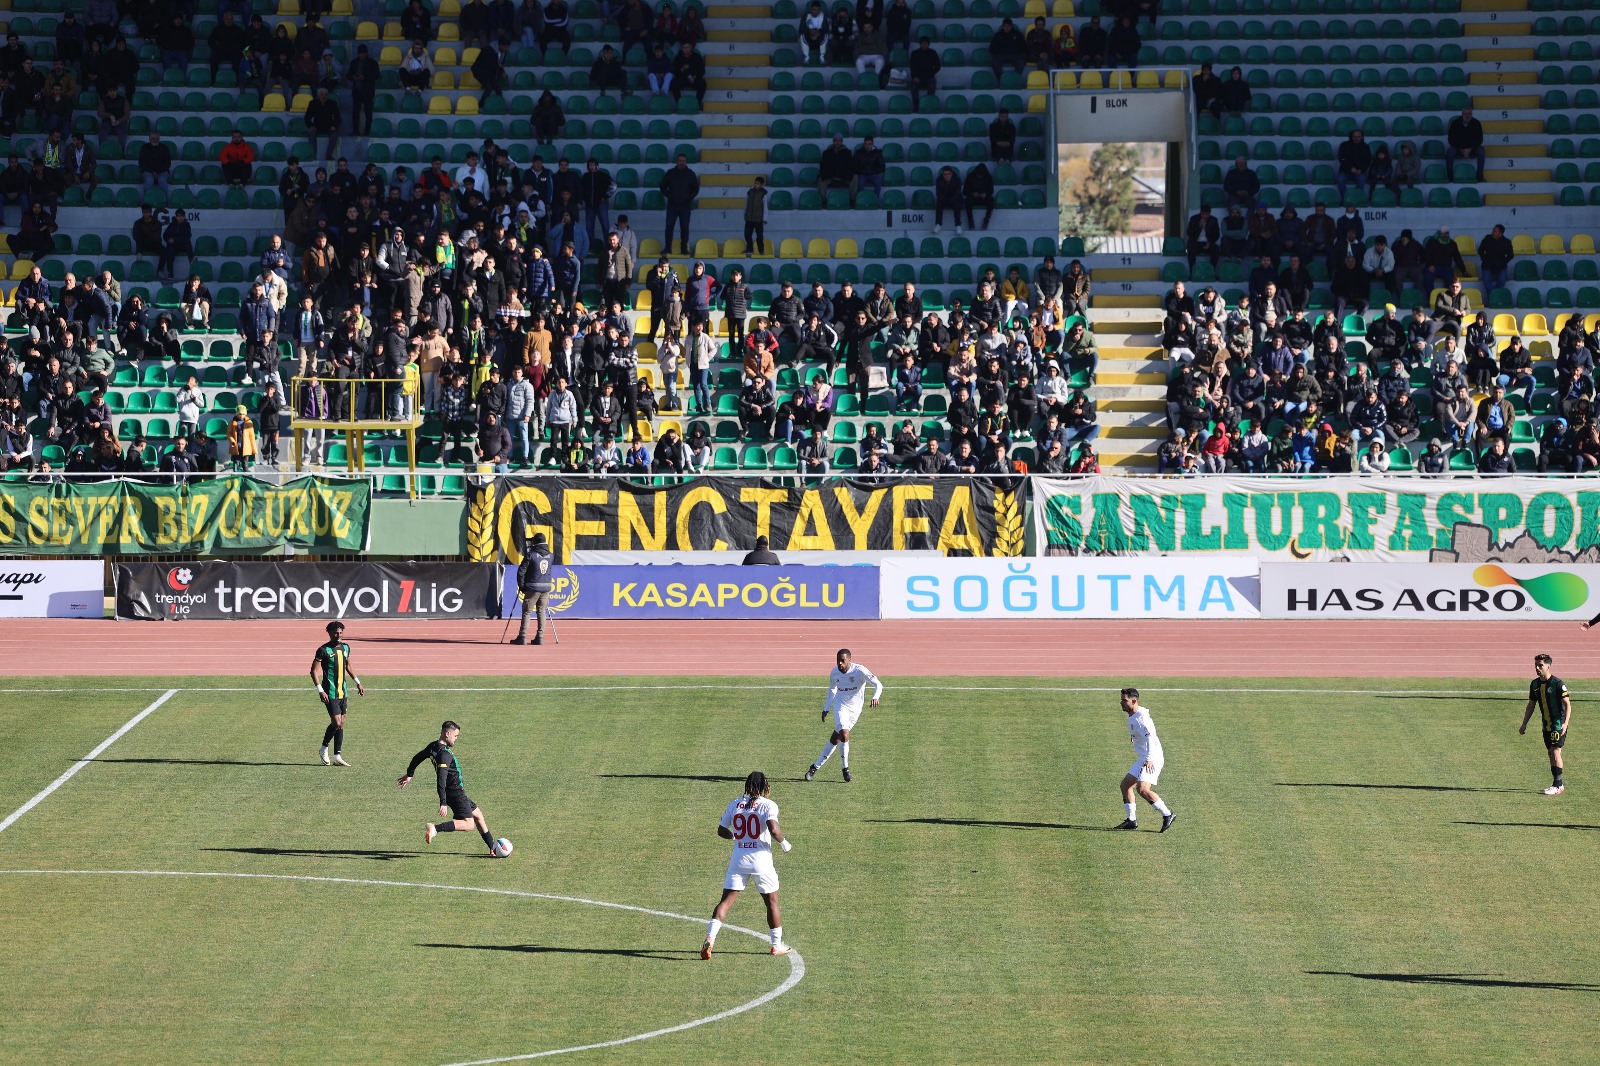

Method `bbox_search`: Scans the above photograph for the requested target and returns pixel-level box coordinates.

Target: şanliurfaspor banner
[1032,475,1600,564]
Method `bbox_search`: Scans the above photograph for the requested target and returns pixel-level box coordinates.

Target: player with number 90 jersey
[718,793,781,892]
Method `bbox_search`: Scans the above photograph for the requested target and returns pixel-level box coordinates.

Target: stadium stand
[0,0,1596,484]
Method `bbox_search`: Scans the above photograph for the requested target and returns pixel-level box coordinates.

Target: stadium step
[1485,192,1557,205]
[706,100,770,112]
[707,30,772,42]
[1462,0,1526,9]
[714,124,770,138]
[698,197,747,209]
[1091,295,1161,309]
[1475,95,1540,109]
[1093,268,1160,282]
[1468,71,1537,85]
[1486,167,1551,181]
[705,4,773,16]
[1102,397,1168,413]
[1484,120,1546,134]
[705,54,772,68]
[1465,48,1535,62]
[703,148,769,162]
[706,77,769,91]
[1098,370,1168,386]
[1464,21,1530,35]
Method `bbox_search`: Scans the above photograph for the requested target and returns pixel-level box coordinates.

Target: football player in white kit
[1115,687,1177,832]
[804,648,882,783]
[703,771,792,960]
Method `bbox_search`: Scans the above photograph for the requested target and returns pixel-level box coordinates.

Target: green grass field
[1,675,1596,1065]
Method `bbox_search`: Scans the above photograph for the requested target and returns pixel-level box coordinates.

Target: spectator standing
[305,86,341,162]
[1335,130,1371,204]
[659,153,699,256]
[1477,224,1514,294]
[854,137,886,202]
[1185,205,1219,270]
[818,134,858,206]
[908,37,940,110]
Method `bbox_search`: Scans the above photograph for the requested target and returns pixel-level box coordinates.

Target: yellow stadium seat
[261,92,287,112]
[332,0,353,13]
[2,283,15,305]
[11,259,35,280]
[1529,339,1554,361]
[1136,70,1159,89]
[638,343,658,362]
[456,95,479,114]
[462,47,481,67]
[379,45,402,64]
[439,0,462,14]
[1078,70,1103,90]
[382,22,404,40]
[658,419,683,438]
[1024,0,1047,15]
[0,236,9,256]
[357,21,381,40]
[290,91,313,111]
[721,238,747,258]
[1492,313,1518,335]
[431,70,455,89]
[460,70,481,88]
[1571,234,1596,256]
[806,238,831,258]
[1051,0,1075,14]
[689,238,716,258]
[636,365,661,390]
[639,238,663,260]
[434,46,457,65]
[428,95,452,113]
[1552,312,1580,336]
[634,289,653,311]
[437,22,460,41]
[1027,69,1049,88]
[1521,313,1550,336]
[1163,69,1187,89]
[835,237,859,258]
[1588,312,1600,333]
[1510,233,1537,256]
[276,0,301,13]
[778,238,804,259]
[1028,92,1048,112]
[1453,234,1475,256]
[1538,234,1566,255]
[1054,70,1077,89]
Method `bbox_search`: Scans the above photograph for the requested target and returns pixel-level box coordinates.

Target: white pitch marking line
[0,685,1564,696]
[0,869,804,1065]
[0,688,178,835]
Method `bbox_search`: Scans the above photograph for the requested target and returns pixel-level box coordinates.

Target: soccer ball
[492,837,514,858]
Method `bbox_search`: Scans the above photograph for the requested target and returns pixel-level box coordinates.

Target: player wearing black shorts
[310,620,364,766]
[397,720,501,855]
[1520,653,1573,796]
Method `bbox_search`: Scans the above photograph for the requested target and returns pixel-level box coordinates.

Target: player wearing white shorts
[1115,686,1177,832]
[703,771,792,960]
[805,648,882,783]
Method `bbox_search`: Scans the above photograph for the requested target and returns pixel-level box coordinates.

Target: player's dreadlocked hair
[740,771,770,809]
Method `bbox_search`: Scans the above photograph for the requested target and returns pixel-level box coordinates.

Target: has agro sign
[878,558,1260,619]
[1260,564,1600,620]
[116,562,501,621]
[503,565,880,619]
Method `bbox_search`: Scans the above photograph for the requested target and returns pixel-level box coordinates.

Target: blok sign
[878,558,1261,619]
[1259,564,1600,619]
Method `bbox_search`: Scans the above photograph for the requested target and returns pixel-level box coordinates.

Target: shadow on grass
[199,846,478,862]
[864,817,1121,832]
[1455,820,1600,831]
[418,942,712,961]
[89,758,317,767]
[596,773,750,784]
[1275,782,1526,794]
[1308,971,1600,992]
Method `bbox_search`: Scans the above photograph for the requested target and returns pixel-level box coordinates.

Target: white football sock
[1124,801,1137,820]
[705,918,721,944]
[770,926,782,947]
[815,742,836,767]
[1152,797,1172,816]
[840,741,850,767]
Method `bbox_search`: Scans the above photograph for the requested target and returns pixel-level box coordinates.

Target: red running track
[1,619,1593,678]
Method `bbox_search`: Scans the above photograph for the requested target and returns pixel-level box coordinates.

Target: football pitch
[1,675,1596,1065]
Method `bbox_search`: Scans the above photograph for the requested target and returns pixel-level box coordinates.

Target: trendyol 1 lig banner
[1260,563,1600,620]
[500,564,881,619]
[1032,475,1600,564]
[878,558,1261,619]
[116,562,501,620]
